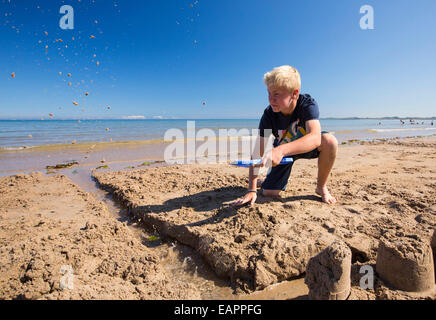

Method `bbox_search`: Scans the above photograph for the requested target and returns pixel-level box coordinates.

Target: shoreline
[1,133,435,177]
[1,130,435,153]
[0,138,170,154]
[1,120,435,152]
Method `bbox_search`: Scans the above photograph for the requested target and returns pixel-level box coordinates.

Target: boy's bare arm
[248,166,258,189]
[231,167,258,206]
[269,120,321,166]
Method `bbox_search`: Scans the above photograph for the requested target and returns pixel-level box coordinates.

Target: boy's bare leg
[259,133,337,202]
[315,133,338,204]
[262,189,281,197]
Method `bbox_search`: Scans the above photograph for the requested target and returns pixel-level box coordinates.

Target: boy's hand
[270,146,285,166]
[255,147,284,168]
[230,191,257,207]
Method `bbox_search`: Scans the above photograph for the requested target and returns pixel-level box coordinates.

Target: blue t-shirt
[258,93,319,147]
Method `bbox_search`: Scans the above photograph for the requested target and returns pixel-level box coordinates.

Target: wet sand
[0,140,169,175]
[0,172,202,299]
[1,135,435,299]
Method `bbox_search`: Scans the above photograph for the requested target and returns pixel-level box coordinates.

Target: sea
[0,119,435,150]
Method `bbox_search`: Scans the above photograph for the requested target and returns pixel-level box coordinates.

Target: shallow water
[1,119,435,149]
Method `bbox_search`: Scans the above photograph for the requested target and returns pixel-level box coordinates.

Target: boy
[231,65,338,206]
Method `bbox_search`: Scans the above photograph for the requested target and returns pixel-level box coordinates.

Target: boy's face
[267,86,294,114]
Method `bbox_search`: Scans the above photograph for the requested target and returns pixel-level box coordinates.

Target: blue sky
[1,0,435,119]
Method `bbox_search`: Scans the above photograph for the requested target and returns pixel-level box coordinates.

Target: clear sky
[1,0,435,119]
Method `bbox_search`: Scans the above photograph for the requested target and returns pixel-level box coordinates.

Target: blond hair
[264,65,301,93]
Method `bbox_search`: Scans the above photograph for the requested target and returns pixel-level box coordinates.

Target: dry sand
[1,135,435,299]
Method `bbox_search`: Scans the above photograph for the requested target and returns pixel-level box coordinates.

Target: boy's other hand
[230,191,257,207]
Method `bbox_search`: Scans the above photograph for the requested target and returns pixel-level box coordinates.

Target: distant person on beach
[231,65,338,206]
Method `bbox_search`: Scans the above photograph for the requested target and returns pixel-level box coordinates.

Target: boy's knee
[262,189,281,197]
[320,133,338,152]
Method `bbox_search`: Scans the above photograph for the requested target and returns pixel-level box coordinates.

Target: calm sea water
[0,119,435,149]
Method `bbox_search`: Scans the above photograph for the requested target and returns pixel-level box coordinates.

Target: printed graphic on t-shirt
[279,119,306,145]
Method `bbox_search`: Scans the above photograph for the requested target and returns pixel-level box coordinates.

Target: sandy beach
[0,135,435,300]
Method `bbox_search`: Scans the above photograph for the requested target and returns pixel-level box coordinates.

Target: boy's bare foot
[315,186,336,204]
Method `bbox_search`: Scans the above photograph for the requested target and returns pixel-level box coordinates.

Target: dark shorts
[261,132,327,191]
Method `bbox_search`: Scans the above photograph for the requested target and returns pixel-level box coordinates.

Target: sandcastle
[376,231,435,292]
[305,240,352,300]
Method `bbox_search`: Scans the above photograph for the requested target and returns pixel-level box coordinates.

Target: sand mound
[94,165,340,290]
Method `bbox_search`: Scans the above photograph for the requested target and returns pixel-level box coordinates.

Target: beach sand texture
[0,173,201,299]
[1,136,435,299]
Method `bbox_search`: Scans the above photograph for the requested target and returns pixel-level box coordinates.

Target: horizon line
[0,116,435,121]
